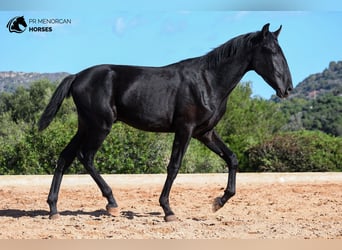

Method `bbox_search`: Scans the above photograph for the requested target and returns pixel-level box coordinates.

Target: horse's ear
[251,23,270,44]
[261,23,270,38]
[273,25,282,38]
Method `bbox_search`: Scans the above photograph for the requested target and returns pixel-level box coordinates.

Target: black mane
[203,32,258,69]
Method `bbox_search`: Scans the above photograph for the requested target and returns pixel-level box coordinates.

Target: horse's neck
[210,55,252,99]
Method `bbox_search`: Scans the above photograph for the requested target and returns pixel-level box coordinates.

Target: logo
[6,15,72,34]
[6,16,27,33]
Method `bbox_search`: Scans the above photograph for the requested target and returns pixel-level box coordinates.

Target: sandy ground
[0,173,341,239]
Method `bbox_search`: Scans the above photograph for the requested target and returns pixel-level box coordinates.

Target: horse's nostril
[287,87,292,92]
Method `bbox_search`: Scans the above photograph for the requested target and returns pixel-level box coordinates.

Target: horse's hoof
[164,214,178,222]
[106,205,120,217]
[49,213,60,220]
[212,197,223,212]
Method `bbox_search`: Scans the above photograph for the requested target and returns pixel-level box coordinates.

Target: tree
[302,94,342,136]
[0,79,56,124]
[280,93,342,136]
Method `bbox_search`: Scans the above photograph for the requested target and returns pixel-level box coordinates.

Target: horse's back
[69,63,223,133]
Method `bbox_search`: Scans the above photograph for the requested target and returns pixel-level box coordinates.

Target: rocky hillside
[0,71,69,93]
[290,61,342,99]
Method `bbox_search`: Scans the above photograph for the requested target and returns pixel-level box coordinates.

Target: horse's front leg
[196,129,238,211]
[159,129,192,222]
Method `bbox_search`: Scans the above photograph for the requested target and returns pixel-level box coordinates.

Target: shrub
[247,131,342,172]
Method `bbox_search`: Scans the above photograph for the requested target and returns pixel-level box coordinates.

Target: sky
[1,1,342,99]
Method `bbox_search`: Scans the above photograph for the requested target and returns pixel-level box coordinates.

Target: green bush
[0,113,80,174]
[216,82,287,171]
[0,113,29,174]
[247,131,342,172]
[96,123,171,174]
[28,114,81,174]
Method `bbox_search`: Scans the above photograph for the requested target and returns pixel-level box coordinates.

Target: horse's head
[251,23,293,98]
[17,16,27,28]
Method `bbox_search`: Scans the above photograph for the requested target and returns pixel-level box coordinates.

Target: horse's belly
[117,106,174,132]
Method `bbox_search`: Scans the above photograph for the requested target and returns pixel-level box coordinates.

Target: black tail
[38,74,76,131]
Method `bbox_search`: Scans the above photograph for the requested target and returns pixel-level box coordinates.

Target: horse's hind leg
[77,124,119,217]
[47,132,81,219]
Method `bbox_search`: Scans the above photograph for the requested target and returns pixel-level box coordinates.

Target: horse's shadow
[121,210,162,220]
[0,209,162,219]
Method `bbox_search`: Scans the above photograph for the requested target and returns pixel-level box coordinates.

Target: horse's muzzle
[277,86,292,98]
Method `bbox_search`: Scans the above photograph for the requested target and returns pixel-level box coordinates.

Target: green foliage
[96,124,171,174]
[280,94,342,136]
[302,94,342,136]
[0,80,79,174]
[247,131,342,172]
[182,140,225,173]
[0,113,27,174]
[216,82,287,171]
[0,80,55,124]
[0,110,79,174]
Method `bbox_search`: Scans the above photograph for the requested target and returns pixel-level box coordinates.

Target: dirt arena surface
[0,173,341,239]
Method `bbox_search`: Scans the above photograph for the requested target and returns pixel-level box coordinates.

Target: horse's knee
[229,153,238,169]
[54,156,71,174]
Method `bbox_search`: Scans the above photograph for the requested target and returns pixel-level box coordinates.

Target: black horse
[38,23,292,222]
